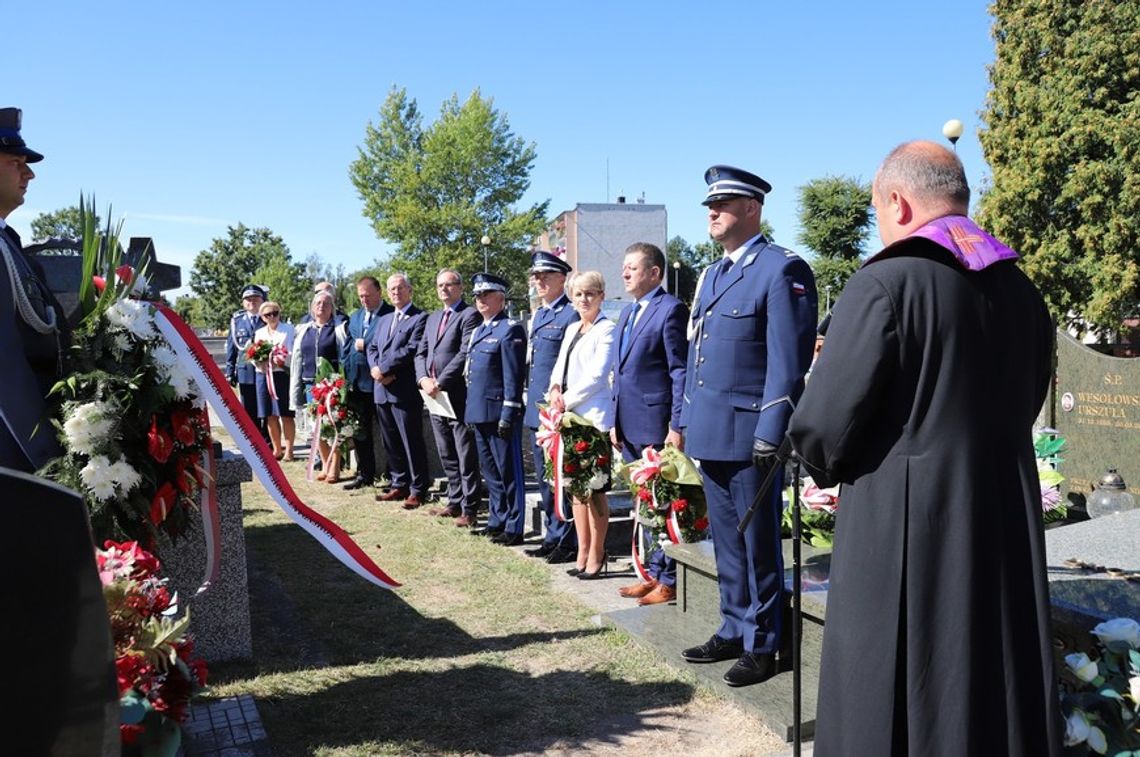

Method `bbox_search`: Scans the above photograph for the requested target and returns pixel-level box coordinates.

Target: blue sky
[9,2,995,299]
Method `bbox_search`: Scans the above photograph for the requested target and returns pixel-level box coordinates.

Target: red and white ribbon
[153,303,400,590]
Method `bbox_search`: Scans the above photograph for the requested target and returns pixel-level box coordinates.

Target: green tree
[254,250,310,323]
[188,224,292,330]
[978,0,1140,334]
[350,86,549,299]
[30,205,99,242]
[795,175,872,314]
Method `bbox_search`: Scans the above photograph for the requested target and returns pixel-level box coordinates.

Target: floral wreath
[621,446,709,581]
[537,405,612,518]
[306,357,359,450]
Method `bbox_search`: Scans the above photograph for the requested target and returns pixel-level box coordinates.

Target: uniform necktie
[712,256,734,295]
[620,302,640,359]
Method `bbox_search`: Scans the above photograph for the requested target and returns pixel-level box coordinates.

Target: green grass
[203,461,707,755]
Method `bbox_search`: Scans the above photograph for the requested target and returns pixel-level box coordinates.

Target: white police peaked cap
[702,165,772,206]
[472,272,509,294]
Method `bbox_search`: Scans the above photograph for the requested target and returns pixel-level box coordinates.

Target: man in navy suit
[368,273,430,508]
[415,268,483,526]
[464,273,528,546]
[522,251,579,564]
[610,242,689,606]
[679,165,817,687]
[225,284,269,442]
[0,106,67,472]
[341,275,393,490]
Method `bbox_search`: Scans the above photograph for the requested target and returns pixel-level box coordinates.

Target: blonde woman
[254,301,297,460]
[547,271,616,579]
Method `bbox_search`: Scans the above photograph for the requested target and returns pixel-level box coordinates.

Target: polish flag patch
[792,282,807,296]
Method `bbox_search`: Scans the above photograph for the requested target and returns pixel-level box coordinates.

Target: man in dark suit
[522,251,579,563]
[225,284,269,441]
[341,275,393,490]
[415,268,483,526]
[368,273,429,508]
[0,107,67,472]
[464,273,528,546]
[610,242,689,606]
[678,165,817,687]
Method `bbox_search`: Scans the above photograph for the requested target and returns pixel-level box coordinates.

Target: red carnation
[147,418,174,463]
[563,461,579,474]
[693,516,710,531]
[672,498,689,513]
[316,404,327,416]
[574,440,589,453]
[596,455,610,467]
[637,488,653,502]
[150,483,177,525]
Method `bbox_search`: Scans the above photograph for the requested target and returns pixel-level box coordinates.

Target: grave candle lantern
[1086,468,1137,518]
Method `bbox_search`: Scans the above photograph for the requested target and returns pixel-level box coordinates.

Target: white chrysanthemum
[63,401,116,456]
[113,333,133,353]
[151,344,178,376]
[105,299,157,341]
[106,458,141,495]
[80,455,119,502]
[168,367,197,400]
[588,470,608,490]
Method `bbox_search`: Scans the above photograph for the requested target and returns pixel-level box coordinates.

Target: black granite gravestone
[1054,330,1140,508]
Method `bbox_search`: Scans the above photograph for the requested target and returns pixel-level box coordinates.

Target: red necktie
[437,308,451,338]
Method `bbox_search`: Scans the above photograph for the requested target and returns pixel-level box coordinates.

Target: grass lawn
[201,457,783,756]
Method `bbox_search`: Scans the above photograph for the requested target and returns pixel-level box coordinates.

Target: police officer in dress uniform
[225,284,270,442]
[678,166,817,687]
[522,251,580,564]
[464,273,528,546]
[0,107,68,472]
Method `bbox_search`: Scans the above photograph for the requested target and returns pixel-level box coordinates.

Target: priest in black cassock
[788,141,1062,756]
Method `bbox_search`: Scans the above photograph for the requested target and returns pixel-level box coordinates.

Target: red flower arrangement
[144,401,212,538]
[538,406,612,500]
[244,338,274,364]
[97,540,207,752]
[306,358,359,446]
[623,446,709,576]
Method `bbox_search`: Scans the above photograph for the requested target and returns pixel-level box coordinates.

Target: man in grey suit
[415,269,483,526]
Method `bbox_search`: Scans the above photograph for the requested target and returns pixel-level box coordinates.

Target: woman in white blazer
[548,271,617,580]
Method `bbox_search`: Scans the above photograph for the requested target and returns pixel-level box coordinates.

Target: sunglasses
[262,311,280,317]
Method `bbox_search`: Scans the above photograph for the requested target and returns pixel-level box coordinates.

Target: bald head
[872,140,971,245]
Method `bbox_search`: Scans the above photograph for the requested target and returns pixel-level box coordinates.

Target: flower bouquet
[244,338,273,365]
[621,446,708,579]
[306,357,359,449]
[42,200,213,545]
[98,540,207,754]
[1036,429,1068,524]
[1060,617,1140,755]
[537,405,612,517]
[782,476,839,548]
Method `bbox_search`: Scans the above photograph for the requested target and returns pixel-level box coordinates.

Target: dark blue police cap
[529,250,572,275]
[241,284,267,300]
[0,108,43,163]
[472,272,509,294]
[702,165,771,206]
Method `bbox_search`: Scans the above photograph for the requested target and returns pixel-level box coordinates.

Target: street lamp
[942,119,964,150]
[481,234,491,271]
[825,285,832,312]
[672,260,681,294]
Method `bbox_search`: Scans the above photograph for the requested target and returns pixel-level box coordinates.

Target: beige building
[534,199,668,307]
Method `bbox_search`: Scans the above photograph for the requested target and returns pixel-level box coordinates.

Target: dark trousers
[700,458,784,655]
[620,440,676,587]
[239,381,268,441]
[348,391,384,484]
[532,436,577,548]
[473,420,526,534]
[429,411,481,516]
[375,400,430,496]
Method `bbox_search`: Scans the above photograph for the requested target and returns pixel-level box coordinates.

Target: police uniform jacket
[225,310,265,384]
[342,302,394,393]
[523,293,579,429]
[464,314,527,426]
[680,237,817,460]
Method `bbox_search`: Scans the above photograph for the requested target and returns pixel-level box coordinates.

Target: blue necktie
[620,303,639,359]
[711,256,734,295]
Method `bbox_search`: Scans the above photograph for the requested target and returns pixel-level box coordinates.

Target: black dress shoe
[473,527,503,538]
[723,652,780,687]
[492,532,524,546]
[681,635,744,663]
[342,478,374,491]
[525,543,556,558]
[544,546,577,564]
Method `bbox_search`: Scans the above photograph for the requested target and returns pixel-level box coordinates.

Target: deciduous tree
[30,205,98,242]
[350,87,548,298]
[978,0,1140,334]
[796,175,872,315]
[188,224,291,330]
